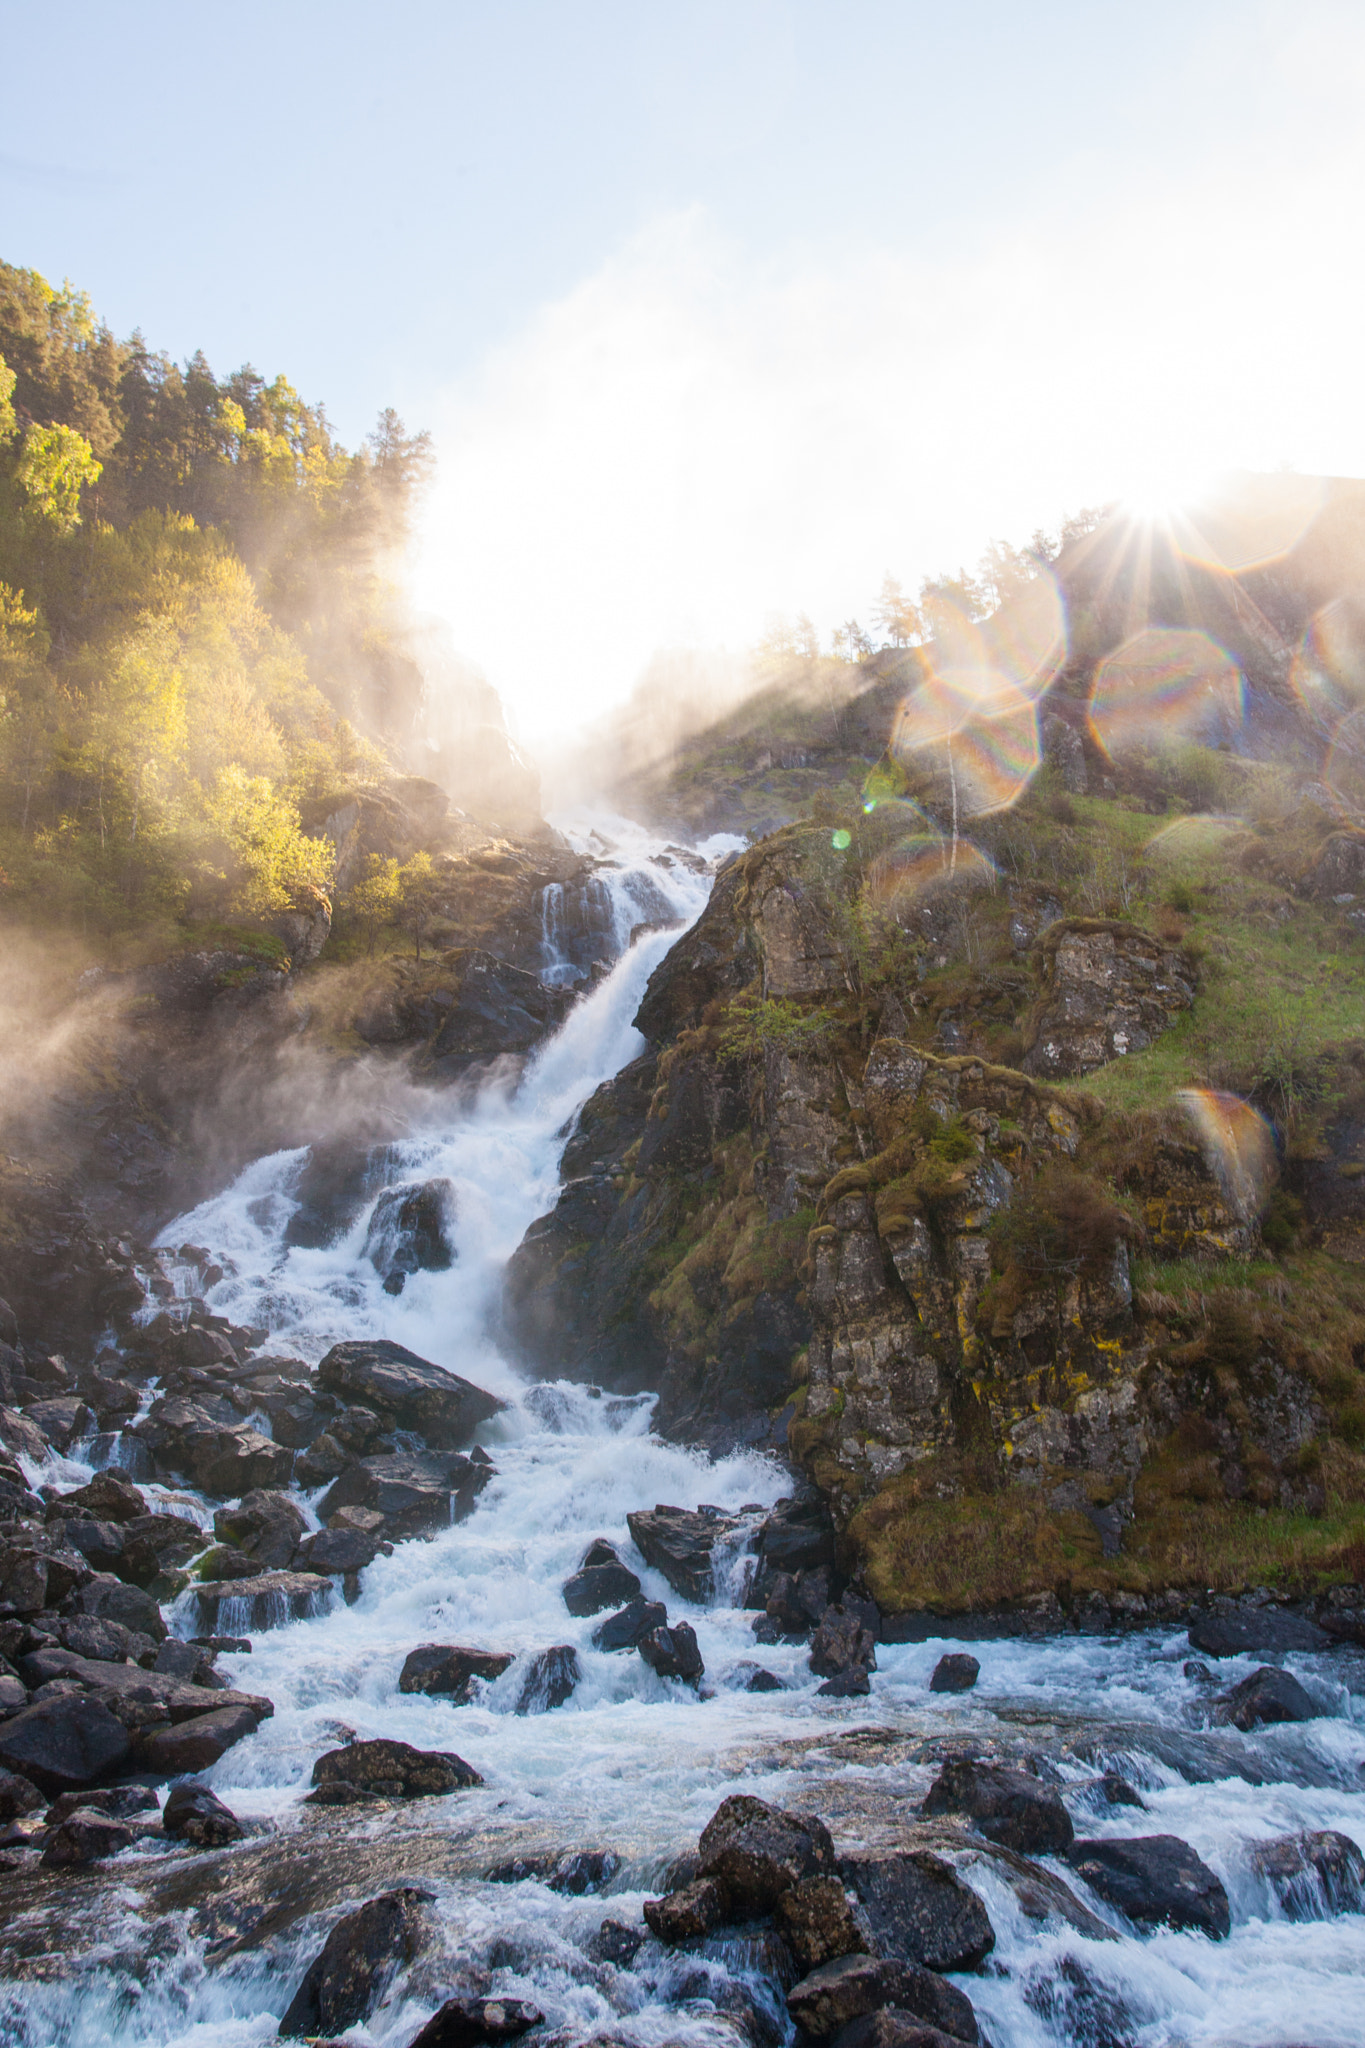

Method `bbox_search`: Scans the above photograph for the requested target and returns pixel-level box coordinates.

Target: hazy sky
[6,1,1365,737]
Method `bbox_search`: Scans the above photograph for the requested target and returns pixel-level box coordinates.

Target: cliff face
[504,792,1365,1616]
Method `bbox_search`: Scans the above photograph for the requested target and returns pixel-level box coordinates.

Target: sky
[5,1,1365,741]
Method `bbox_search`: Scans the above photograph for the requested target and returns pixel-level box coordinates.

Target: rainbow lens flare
[1291,600,1365,730]
[1090,628,1244,760]
[1171,471,1326,575]
[1144,814,1244,858]
[1324,706,1365,812]
[1175,1088,1276,1221]
[863,834,997,913]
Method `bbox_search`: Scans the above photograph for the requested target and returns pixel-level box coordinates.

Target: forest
[0,261,432,951]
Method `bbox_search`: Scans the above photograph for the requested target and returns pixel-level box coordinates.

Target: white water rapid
[6,819,1363,2048]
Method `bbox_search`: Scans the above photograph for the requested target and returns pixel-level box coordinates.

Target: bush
[991,1161,1142,1278]
[717,995,840,1065]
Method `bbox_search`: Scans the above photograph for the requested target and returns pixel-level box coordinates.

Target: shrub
[991,1161,1142,1278]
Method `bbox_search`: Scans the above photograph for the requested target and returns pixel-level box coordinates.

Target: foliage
[12,422,101,531]
[990,1160,1141,1277]
[717,994,840,1065]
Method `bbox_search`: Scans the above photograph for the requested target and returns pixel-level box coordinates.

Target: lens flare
[1176,1088,1277,1221]
[894,670,1040,816]
[1171,470,1326,575]
[1290,600,1365,729]
[1090,628,1244,760]
[864,833,997,913]
[831,827,852,850]
[944,694,1042,816]
[1144,813,1245,858]
[1324,706,1365,812]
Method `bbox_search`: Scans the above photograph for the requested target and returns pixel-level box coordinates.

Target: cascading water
[6,818,1362,2048]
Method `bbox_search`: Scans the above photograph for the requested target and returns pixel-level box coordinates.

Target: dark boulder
[406,1995,544,2048]
[213,1490,307,1570]
[117,1510,204,1585]
[54,1517,126,1574]
[929,1654,979,1694]
[921,1760,1073,1855]
[638,1621,704,1685]
[0,1694,131,1793]
[316,1340,501,1449]
[294,1526,383,1578]
[754,1494,836,1580]
[398,1644,513,1700]
[831,2015,971,2048]
[363,1178,457,1292]
[563,1560,641,1615]
[698,1793,836,1914]
[48,1471,146,1524]
[45,1785,158,1823]
[23,1396,94,1451]
[163,1780,245,1846]
[1099,1772,1146,1809]
[643,1876,729,1942]
[513,1644,580,1714]
[140,1702,265,1774]
[626,1504,737,1601]
[764,1568,832,1636]
[0,1766,43,1818]
[775,1874,869,1972]
[194,1571,332,1635]
[839,1850,996,1972]
[311,1738,483,1800]
[1214,1664,1320,1730]
[586,1919,646,1967]
[1188,1610,1330,1658]
[818,1668,871,1698]
[279,1886,432,2038]
[592,1597,667,1651]
[811,1604,877,1681]
[75,1572,167,1640]
[486,1848,620,1893]
[41,1810,135,1866]
[1066,1834,1230,1938]
[318,1448,493,1537]
[1248,1829,1365,1917]
[745,1667,785,1692]
[788,1956,979,2044]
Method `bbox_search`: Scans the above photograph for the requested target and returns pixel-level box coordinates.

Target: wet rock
[196,1544,260,1582]
[278,1886,432,2038]
[563,1560,642,1615]
[638,1621,704,1686]
[45,1784,158,1823]
[0,1693,131,1793]
[310,1737,483,1799]
[0,1545,56,1616]
[745,1668,785,1692]
[318,1448,493,1537]
[75,1572,167,1641]
[774,1875,869,1972]
[754,1494,837,1581]
[398,1644,513,1700]
[363,1179,457,1293]
[0,1766,43,1818]
[1214,1665,1320,1730]
[928,1655,979,1694]
[0,1672,24,1714]
[1022,919,1195,1079]
[140,1702,266,1774]
[810,1604,877,1681]
[698,1793,836,1914]
[1067,1834,1230,1938]
[921,1760,1074,1855]
[586,1919,646,1967]
[486,1848,621,1893]
[643,1876,729,1941]
[1188,1609,1330,1658]
[117,1510,205,1586]
[764,1568,832,1636]
[22,1396,94,1451]
[139,1401,293,1495]
[162,1780,246,1846]
[788,1955,979,2044]
[627,1504,738,1601]
[47,1471,146,1524]
[54,1516,126,1574]
[1248,1829,1365,1917]
[51,1614,151,1665]
[294,1526,384,1578]
[818,1668,871,1698]
[591,1596,667,1651]
[839,1850,996,1972]
[194,1570,332,1634]
[316,1339,502,1450]
[213,1490,307,1571]
[831,2013,975,2048]
[1099,1772,1146,1809]
[513,1644,580,1714]
[41,1810,135,1866]
[407,1995,545,2048]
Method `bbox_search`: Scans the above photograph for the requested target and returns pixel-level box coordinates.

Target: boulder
[592,1597,667,1652]
[839,1850,996,1972]
[1248,1829,1365,1917]
[317,1448,493,1537]
[818,1668,872,1698]
[486,1849,620,1893]
[316,1340,502,1449]
[831,2015,972,2048]
[929,1655,979,1694]
[213,1490,307,1570]
[754,1494,837,1580]
[563,1560,641,1615]
[775,1875,869,1972]
[398,1644,514,1700]
[48,1471,146,1524]
[643,1876,729,1942]
[362,1179,457,1291]
[765,1568,832,1636]
[698,1793,836,1914]
[0,1672,24,1714]
[22,1396,93,1451]
[45,1784,158,1823]
[787,1956,979,2044]
[310,1738,483,1799]
[1214,1665,1320,1730]
[41,1811,135,1866]
[117,1510,205,1585]
[75,1573,167,1641]
[163,1780,246,1846]
[0,1766,43,1818]
[0,1694,131,1793]
[57,1615,156,1666]
[811,1604,877,1680]
[1022,920,1195,1079]
[196,1544,260,1582]
[638,1621,704,1686]
[1188,1610,1330,1658]
[193,1571,332,1634]
[586,1920,646,1967]
[153,1639,219,1684]
[406,1995,544,2048]
[920,1760,1073,1855]
[140,1703,265,1774]
[294,1526,383,1577]
[746,1668,785,1692]
[1066,1834,1230,1938]
[513,1644,580,1714]
[626,1504,738,1601]
[54,1517,126,1574]
[0,1545,54,1615]
[278,1886,432,2038]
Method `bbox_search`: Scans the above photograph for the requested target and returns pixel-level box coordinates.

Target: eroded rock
[311,1738,483,1800]
[839,1849,995,1972]
[278,1886,431,2038]
[920,1760,1073,1856]
[1066,1834,1230,1938]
